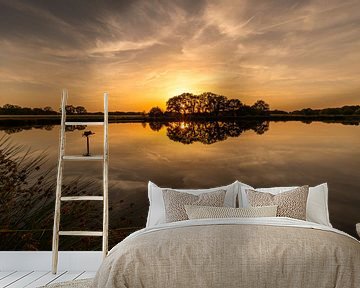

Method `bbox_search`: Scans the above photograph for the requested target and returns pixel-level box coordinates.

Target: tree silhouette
[251,100,270,115]
[227,99,243,116]
[0,104,58,115]
[75,106,87,114]
[64,105,87,115]
[149,107,164,118]
[163,92,271,118]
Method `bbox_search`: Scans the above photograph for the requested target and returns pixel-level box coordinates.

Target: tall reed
[0,135,102,250]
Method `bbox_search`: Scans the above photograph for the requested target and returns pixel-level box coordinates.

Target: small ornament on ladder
[82,130,95,156]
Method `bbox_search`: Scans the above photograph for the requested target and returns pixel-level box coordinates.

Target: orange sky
[0,0,359,112]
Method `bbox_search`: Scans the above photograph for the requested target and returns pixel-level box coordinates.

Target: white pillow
[146,181,239,227]
[239,183,331,227]
[236,180,253,205]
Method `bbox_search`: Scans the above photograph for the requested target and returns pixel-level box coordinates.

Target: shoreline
[0,114,359,124]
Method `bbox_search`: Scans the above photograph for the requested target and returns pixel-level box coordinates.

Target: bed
[92,181,360,288]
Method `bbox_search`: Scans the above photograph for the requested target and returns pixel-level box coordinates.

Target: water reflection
[0,120,359,251]
[161,121,270,144]
[0,119,359,138]
[0,125,86,134]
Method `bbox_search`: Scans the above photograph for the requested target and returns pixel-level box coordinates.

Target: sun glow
[180,122,189,129]
[170,87,191,96]
[165,72,203,98]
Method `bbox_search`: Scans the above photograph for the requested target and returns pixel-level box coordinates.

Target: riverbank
[0,114,360,124]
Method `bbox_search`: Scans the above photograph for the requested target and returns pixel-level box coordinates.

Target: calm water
[1,120,359,250]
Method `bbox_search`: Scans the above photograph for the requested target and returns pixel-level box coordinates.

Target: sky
[0,0,359,112]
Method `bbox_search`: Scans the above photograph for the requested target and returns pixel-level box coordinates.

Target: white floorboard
[0,272,16,282]
[0,251,99,287]
[0,272,32,288]
[20,271,67,288]
[0,271,95,288]
[6,272,48,288]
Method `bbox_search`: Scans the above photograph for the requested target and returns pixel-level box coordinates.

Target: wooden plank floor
[0,271,95,288]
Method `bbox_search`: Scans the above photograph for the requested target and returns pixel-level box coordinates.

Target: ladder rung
[61,196,103,201]
[62,155,104,161]
[65,122,104,126]
[59,231,103,236]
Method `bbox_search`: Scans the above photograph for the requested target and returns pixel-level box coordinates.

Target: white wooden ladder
[52,89,109,274]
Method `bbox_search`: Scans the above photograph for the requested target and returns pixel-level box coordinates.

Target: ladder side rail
[52,89,67,274]
[102,92,109,258]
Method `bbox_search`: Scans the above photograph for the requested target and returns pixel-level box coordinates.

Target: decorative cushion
[162,189,226,223]
[239,183,331,226]
[146,181,239,227]
[184,205,278,219]
[246,186,309,220]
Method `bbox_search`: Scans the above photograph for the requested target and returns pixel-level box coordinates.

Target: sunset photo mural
[0,0,359,255]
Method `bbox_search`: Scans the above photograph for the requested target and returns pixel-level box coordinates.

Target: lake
[0,120,359,250]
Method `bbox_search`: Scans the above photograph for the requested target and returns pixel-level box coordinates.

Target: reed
[0,135,103,250]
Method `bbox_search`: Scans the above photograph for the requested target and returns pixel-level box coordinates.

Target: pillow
[239,183,331,226]
[236,180,253,206]
[146,181,239,227]
[246,186,309,220]
[185,205,278,219]
[162,189,226,223]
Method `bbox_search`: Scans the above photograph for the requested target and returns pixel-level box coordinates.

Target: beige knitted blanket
[93,218,360,288]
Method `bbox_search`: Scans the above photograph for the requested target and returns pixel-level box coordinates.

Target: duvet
[93,218,360,288]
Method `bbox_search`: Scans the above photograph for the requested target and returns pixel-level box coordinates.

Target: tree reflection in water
[149,121,270,144]
[0,124,86,134]
[148,121,163,132]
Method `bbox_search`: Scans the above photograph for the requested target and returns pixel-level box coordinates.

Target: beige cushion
[246,186,309,220]
[162,189,226,223]
[185,205,278,219]
[147,181,240,228]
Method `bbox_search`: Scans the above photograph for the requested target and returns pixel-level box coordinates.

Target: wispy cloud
[0,0,359,111]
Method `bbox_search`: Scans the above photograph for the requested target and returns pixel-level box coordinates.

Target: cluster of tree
[0,104,58,115]
[149,92,270,118]
[64,105,87,115]
[290,105,360,116]
[148,120,269,144]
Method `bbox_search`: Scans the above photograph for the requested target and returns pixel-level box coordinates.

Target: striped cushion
[184,205,278,219]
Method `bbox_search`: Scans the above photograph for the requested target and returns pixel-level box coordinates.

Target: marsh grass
[0,135,103,250]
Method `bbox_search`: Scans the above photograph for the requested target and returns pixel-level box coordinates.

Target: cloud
[90,39,159,56]
[0,0,359,111]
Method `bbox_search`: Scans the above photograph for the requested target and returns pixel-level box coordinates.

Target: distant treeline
[1,92,360,118]
[0,104,88,115]
[0,104,143,116]
[287,106,360,116]
[0,104,58,115]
